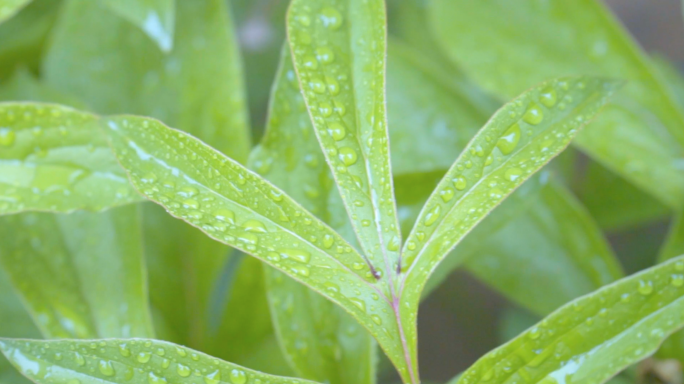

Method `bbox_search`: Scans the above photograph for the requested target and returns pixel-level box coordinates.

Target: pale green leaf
[102,0,175,52]
[429,0,684,209]
[249,45,375,384]
[455,255,684,384]
[0,205,154,339]
[102,116,406,377]
[287,0,403,274]
[656,210,684,363]
[0,102,141,214]
[0,0,30,24]
[44,0,250,163]
[0,338,319,384]
[0,68,87,109]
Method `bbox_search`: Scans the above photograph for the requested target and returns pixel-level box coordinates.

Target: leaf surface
[0,205,154,339]
[428,0,684,209]
[0,338,319,384]
[287,0,402,278]
[249,46,375,384]
[0,103,141,214]
[102,0,175,52]
[455,255,684,384]
[0,0,30,24]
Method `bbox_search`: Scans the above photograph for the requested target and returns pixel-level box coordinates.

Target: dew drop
[148,372,167,384]
[423,205,442,227]
[118,344,130,357]
[137,351,152,363]
[177,363,191,377]
[74,352,85,366]
[440,188,455,202]
[671,274,684,287]
[504,167,523,182]
[338,147,357,165]
[230,369,247,384]
[302,55,318,70]
[328,122,346,141]
[319,7,343,30]
[0,128,16,147]
[453,176,467,191]
[326,76,340,95]
[204,370,221,384]
[371,315,382,325]
[316,46,335,64]
[280,249,311,263]
[539,87,558,107]
[349,298,366,312]
[323,234,334,249]
[98,360,115,377]
[214,209,235,224]
[497,123,521,155]
[334,100,346,116]
[318,102,333,117]
[637,280,654,295]
[387,235,400,252]
[243,219,267,233]
[523,102,544,125]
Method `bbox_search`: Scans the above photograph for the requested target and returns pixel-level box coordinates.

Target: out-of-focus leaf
[249,46,375,384]
[429,0,684,209]
[387,40,497,176]
[465,182,623,315]
[651,55,684,109]
[656,210,684,363]
[287,0,403,277]
[103,115,406,378]
[0,0,61,81]
[102,0,175,52]
[0,103,141,214]
[0,205,154,339]
[44,0,250,162]
[577,160,669,231]
[399,78,620,360]
[0,0,31,24]
[0,338,319,384]
[0,68,86,109]
[456,255,684,384]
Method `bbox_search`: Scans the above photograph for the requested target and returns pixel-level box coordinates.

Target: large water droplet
[424,205,442,227]
[118,344,130,357]
[230,369,247,384]
[148,372,167,384]
[453,176,467,191]
[137,351,151,363]
[204,370,221,384]
[540,87,557,107]
[280,249,311,263]
[505,167,523,182]
[440,188,455,202]
[243,219,267,233]
[316,46,335,64]
[338,147,358,165]
[214,209,235,224]
[328,122,346,141]
[176,363,191,377]
[637,280,653,295]
[319,7,343,30]
[0,128,16,147]
[671,274,684,287]
[523,103,544,125]
[497,123,521,155]
[98,360,115,377]
[74,352,85,366]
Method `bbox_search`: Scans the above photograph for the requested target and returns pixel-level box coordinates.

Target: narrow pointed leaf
[102,0,175,52]
[429,0,684,209]
[455,255,684,384]
[249,46,375,384]
[0,338,319,384]
[656,210,684,363]
[0,0,30,24]
[0,103,141,214]
[102,116,406,373]
[0,205,154,339]
[44,0,250,163]
[287,0,402,274]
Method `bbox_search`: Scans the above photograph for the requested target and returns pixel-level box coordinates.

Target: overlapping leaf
[0,0,30,24]
[455,255,684,384]
[287,0,402,277]
[102,0,175,52]
[0,338,319,384]
[428,0,684,209]
[656,210,684,363]
[249,46,375,384]
[0,103,141,214]
[0,205,154,339]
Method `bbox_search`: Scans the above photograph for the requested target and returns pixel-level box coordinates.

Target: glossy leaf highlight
[102,0,175,52]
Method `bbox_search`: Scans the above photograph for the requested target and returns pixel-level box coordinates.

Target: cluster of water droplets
[399,78,616,281]
[456,258,684,384]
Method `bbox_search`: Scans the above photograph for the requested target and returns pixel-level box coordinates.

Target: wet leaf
[102,0,175,52]
[249,46,375,384]
[455,255,684,384]
[429,0,684,209]
[0,205,154,339]
[287,0,403,275]
[102,115,405,376]
[0,338,319,384]
[0,0,30,24]
[0,103,141,214]
[44,0,250,163]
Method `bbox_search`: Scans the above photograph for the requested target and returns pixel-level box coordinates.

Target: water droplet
[230,369,247,384]
[497,123,521,155]
[98,360,115,376]
[407,241,416,251]
[453,176,467,191]
[137,351,152,363]
[243,219,267,233]
[334,100,346,116]
[371,315,382,325]
[214,209,235,224]
[269,190,283,202]
[326,76,340,95]
[316,46,335,64]
[338,147,357,165]
[328,122,346,141]
[318,102,333,117]
[424,205,442,227]
[440,188,455,202]
[319,7,343,30]
[387,235,400,251]
[323,234,334,248]
[204,370,221,384]
[0,128,15,147]
[361,219,371,227]
[148,372,167,384]
[528,327,541,340]
[504,167,523,182]
[280,249,311,263]
[303,55,318,70]
[539,87,557,107]
[523,102,544,125]
[74,352,85,366]
[349,298,366,311]
[637,280,653,295]
[118,344,130,357]
[177,363,191,377]
[671,274,684,287]
[182,199,199,209]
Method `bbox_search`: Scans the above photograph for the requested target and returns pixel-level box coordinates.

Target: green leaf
[0,68,87,109]
[428,0,684,209]
[249,46,375,384]
[465,181,624,315]
[102,0,175,52]
[455,255,684,384]
[0,0,30,24]
[287,0,403,275]
[0,102,141,214]
[0,205,154,339]
[44,0,250,163]
[0,338,319,384]
[102,115,407,378]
